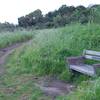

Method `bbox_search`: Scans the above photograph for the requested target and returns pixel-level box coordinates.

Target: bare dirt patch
[34,76,75,99]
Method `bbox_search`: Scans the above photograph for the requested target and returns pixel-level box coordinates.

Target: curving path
[0,40,75,100]
[0,40,32,76]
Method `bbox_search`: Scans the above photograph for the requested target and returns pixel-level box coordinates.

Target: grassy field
[6,23,100,79]
[0,30,34,48]
[0,23,100,99]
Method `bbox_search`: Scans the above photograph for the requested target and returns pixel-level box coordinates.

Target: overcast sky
[0,0,100,24]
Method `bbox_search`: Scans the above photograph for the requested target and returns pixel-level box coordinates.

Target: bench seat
[70,64,96,76]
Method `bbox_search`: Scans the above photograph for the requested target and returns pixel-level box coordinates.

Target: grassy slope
[6,23,100,79]
[1,23,100,99]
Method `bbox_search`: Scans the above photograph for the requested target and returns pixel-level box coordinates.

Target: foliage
[0,30,34,48]
[6,24,100,81]
[18,4,100,28]
[18,9,43,28]
[0,22,16,32]
[0,23,99,99]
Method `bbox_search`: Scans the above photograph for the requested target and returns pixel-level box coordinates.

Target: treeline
[0,22,16,32]
[18,4,100,28]
[0,4,100,32]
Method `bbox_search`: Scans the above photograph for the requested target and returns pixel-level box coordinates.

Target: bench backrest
[83,50,100,61]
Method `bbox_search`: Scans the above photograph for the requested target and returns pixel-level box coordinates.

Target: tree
[18,4,100,28]
[89,5,100,23]
[18,9,43,27]
[53,15,67,27]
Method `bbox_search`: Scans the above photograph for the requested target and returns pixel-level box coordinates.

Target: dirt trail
[34,76,75,99]
[0,44,22,75]
[0,40,32,76]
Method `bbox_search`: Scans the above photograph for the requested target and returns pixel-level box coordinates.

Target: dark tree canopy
[18,4,100,28]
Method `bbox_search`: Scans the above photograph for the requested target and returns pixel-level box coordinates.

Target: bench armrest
[66,56,85,65]
[93,64,100,67]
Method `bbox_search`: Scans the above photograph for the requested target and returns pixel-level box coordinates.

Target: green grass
[6,23,100,79]
[0,30,34,48]
[0,74,50,100]
[56,77,100,100]
[1,23,100,99]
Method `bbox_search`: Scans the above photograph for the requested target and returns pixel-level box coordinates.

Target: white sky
[0,0,100,24]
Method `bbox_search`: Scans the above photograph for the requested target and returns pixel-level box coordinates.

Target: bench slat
[84,50,100,56]
[84,55,100,61]
[70,65,96,76]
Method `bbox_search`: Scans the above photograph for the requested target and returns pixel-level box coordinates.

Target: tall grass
[6,23,100,80]
[0,30,34,48]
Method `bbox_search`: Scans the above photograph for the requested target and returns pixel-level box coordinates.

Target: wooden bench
[66,50,100,76]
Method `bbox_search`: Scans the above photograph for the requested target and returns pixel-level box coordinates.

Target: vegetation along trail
[0,39,34,82]
[0,40,32,76]
[0,23,99,99]
[0,39,75,100]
